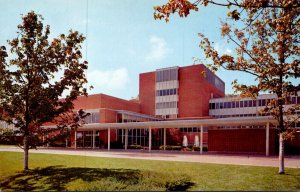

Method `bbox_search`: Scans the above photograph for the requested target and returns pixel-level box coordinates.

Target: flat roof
[77,116,277,130]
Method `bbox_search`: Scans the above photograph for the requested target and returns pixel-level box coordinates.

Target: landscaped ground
[0,151,299,191]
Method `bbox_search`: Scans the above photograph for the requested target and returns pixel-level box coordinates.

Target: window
[292,97,296,104]
[216,103,219,109]
[253,100,257,107]
[232,101,235,108]
[297,96,300,104]
[261,99,266,106]
[170,89,174,95]
[156,88,178,96]
[220,102,224,109]
[236,101,239,108]
[249,100,253,107]
[244,100,248,107]
[258,99,262,106]
[240,101,244,108]
[227,102,232,108]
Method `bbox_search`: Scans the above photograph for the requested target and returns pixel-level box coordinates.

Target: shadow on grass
[0,166,140,191]
[0,166,194,191]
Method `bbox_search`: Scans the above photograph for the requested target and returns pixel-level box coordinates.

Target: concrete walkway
[1,146,300,168]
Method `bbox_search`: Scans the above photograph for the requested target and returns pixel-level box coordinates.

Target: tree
[0,11,90,170]
[154,0,300,174]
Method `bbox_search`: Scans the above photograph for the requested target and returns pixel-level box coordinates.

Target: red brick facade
[139,72,156,116]
[139,64,225,118]
[178,65,224,117]
[73,93,140,112]
[208,129,277,154]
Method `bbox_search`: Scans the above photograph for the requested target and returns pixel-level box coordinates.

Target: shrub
[192,146,208,152]
[159,145,182,151]
[128,144,143,149]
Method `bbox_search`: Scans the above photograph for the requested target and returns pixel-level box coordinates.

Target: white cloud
[146,36,170,62]
[214,42,233,55]
[87,68,130,92]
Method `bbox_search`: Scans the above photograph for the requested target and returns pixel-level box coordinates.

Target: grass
[0,152,300,191]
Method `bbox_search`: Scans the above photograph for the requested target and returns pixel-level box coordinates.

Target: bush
[128,144,143,149]
[159,145,182,151]
[192,146,208,152]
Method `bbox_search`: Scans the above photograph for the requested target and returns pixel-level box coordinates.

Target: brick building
[66,64,299,154]
[3,64,299,154]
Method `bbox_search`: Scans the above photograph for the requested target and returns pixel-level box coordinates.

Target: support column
[83,131,85,148]
[163,128,166,150]
[108,128,111,151]
[121,129,124,144]
[125,129,128,150]
[266,122,270,156]
[92,130,95,149]
[65,138,68,148]
[200,125,203,154]
[46,133,49,148]
[149,127,152,152]
[74,131,77,149]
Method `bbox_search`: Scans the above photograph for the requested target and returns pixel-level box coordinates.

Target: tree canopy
[0,11,90,170]
[154,0,300,174]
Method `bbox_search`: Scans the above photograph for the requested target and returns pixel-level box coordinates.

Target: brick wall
[208,128,277,154]
[72,93,140,112]
[139,72,156,116]
[286,132,300,154]
[178,65,224,118]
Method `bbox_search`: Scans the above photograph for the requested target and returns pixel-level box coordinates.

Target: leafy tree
[154,0,300,174]
[0,11,90,170]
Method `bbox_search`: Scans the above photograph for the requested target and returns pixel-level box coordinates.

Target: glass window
[236,101,239,108]
[253,100,257,107]
[240,101,244,108]
[244,100,248,107]
[227,102,231,108]
[232,101,235,108]
[262,99,266,106]
[220,102,224,109]
[297,96,300,104]
[216,103,219,109]
[211,103,215,109]
[249,100,253,107]
[292,97,296,104]
[170,89,174,95]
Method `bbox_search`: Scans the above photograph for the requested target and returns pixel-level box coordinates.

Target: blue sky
[0,0,257,99]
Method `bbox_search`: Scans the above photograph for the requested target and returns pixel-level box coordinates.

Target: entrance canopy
[79,116,278,130]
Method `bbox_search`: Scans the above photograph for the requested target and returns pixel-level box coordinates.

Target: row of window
[212,111,300,118]
[156,101,177,109]
[209,96,300,110]
[180,127,208,133]
[156,68,178,82]
[218,123,300,129]
[156,88,177,96]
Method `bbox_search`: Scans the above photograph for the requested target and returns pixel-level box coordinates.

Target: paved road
[1,147,299,168]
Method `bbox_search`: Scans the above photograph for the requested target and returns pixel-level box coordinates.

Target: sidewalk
[1,147,299,168]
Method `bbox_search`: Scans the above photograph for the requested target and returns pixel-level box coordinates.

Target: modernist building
[66,64,299,155]
[1,64,300,154]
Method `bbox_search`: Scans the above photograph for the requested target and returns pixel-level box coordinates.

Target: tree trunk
[278,132,285,174]
[24,135,29,170]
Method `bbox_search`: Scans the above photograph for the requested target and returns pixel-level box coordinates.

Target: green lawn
[0,152,299,191]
